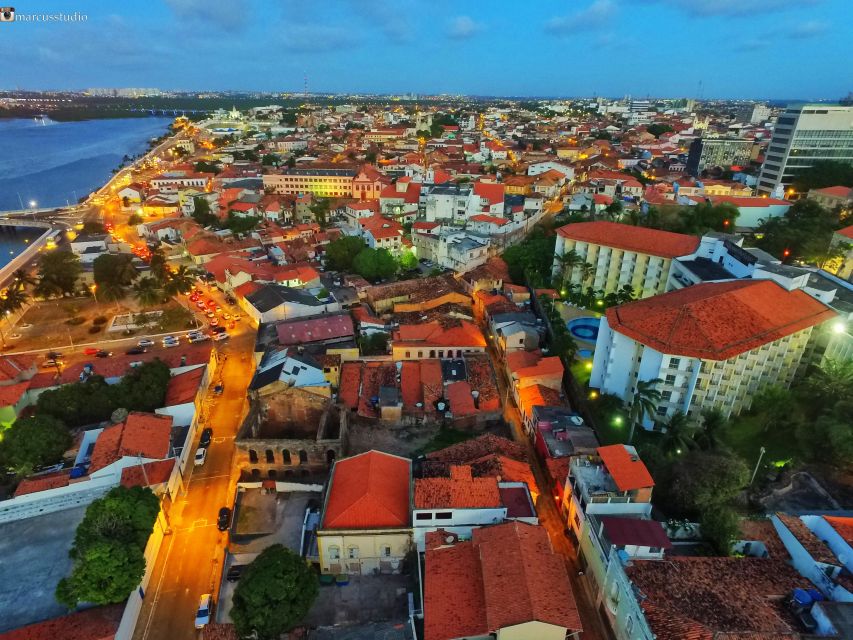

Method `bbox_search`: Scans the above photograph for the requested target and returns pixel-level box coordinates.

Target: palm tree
[627,378,662,444]
[1,282,29,314]
[555,249,584,290]
[133,277,162,307]
[659,412,696,456]
[12,268,36,288]
[801,359,853,409]
[579,262,595,287]
[696,408,726,451]
[163,265,194,296]
[615,284,635,304]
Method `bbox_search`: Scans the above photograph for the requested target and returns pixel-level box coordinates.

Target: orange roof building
[391,320,486,360]
[424,522,582,640]
[593,279,835,423]
[318,450,412,576]
[88,412,173,475]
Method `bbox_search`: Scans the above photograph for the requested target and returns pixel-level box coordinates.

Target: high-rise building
[735,103,771,124]
[757,103,853,196]
[686,136,755,175]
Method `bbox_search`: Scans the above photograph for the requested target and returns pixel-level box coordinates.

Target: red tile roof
[393,320,486,349]
[0,604,123,640]
[322,450,411,529]
[164,367,205,406]
[0,380,30,407]
[0,355,35,383]
[599,516,671,549]
[824,516,853,546]
[473,181,505,206]
[813,185,853,198]
[13,470,70,497]
[606,280,836,360]
[518,384,563,416]
[275,314,354,346]
[446,381,477,417]
[89,412,173,473]
[338,362,362,410]
[424,521,581,640]
[415,465,502,509]
[597,444,654,491]
[426,433,528,464]
[120,458,175,488]
[775,513,837,565]
[557,221,699,258]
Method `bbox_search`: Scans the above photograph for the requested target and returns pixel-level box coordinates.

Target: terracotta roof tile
[557,220,699,258]
[446,380,477,417]
[0,604,123,640]
[274,314,354,346]
[415,465,502,509]
[338,362,362,410]
[824,516,853,546]
[13,470,70,497]
[597,444,654,491]
[606,280,836,360]
[776,513,837,565]
[322,451,411,529]
[426,433,528,464]
[120,458,175,488]
[89,412,173,473]
[164,367,205,406]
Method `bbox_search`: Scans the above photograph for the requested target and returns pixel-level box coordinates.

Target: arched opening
[326,449,336,466]
[299,450,308,464]
[282,449,292,465]
[267,469,277,479]
[251,468,260,479]
[284,469,294,478]
[248,449,258,463]
[300,469,309,477]
[265,449,275,463]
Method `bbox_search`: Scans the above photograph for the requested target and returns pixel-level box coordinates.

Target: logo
[0,7,14,22]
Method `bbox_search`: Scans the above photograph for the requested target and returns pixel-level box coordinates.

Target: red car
[206,300,216,308]
[83,347,100,355]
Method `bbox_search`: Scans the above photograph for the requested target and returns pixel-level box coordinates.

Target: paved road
[133,329,254,640]
[485,340,612,640]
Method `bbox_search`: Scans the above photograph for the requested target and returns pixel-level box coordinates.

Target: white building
[69,233,111,265]
[591,279,836,425]
[423,183,480,222]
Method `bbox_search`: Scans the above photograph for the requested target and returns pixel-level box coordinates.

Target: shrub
[65,317,86,326]
[88,326,102,334]
[92,316,108,325]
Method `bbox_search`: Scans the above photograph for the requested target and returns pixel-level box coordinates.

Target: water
[0,116,172,210]
[0,226,46,270]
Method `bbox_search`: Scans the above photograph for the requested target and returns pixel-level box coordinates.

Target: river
[0,116,172,211]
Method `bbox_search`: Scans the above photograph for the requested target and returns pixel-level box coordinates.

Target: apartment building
[553,221,700,299]
[757,103,853,196]
[262,166,358,197]
[590,280,836,425]
[686,136,755,175]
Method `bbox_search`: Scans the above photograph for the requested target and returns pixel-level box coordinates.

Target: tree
[226,213,261,235]
[659,412,696,457]
[309,198,331,228]
[82,221,105,234]
[1,281,29,315]
[799,359,853,414]
[665,451,749,518]
[756,199,839,262]
[12,268,36,288]
[148,248,169,282]
[603,200,624,221]
[555,249,583,290]
[353,248,397,281]
[127,212,143,225]
[359,331,390,356]
[132,276,162,307]
[163,265,194,296]
[261,153,280,166]
[627,378,662,443]
[57,486,159,608]
[192,196,218,227]
[398,249,418,271]
[113,359,172,414]
[751,385,795,432]
[646,123,674,138]
[695,408,726,451]
[700,506,740,556]
[0,415,71,476]
[791,160,853,193]
[502,227,557,286]
[324,236,366,271]
[230,544,318,639]
[35,251,81,298]
[94,254,138,301]
[194,161,221,175]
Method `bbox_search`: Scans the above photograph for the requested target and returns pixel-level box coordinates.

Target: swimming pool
[568,317,601,342]
[578,349,594,359]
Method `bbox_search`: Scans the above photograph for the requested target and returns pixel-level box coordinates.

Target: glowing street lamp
[28,200,37,209]
[832,321,846,335]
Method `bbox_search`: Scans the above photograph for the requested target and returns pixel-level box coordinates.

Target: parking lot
[0,506,87,632]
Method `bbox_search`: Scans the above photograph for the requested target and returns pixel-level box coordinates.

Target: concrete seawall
[0,221,54,288]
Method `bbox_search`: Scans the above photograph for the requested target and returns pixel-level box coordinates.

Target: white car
[194,447,207,467]
[137,338,154,348]
[194,594,212,629]
[211,331,229,342]
[188,333,210,343]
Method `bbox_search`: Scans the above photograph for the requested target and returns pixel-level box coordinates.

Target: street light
[750,446,766,485]
[28,200,37,209]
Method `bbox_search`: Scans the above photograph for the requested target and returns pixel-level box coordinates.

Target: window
[669,357,681,368]
[347,546,359,559]
[655,405,667,416]
[265,449,275,463]
[415,512,432,521]
[665,374,676,385]
[282,450,292,465]
[299,450,308,463]
[248,449,258,463]
[648,547,661,554]
[328,545,340,560]
[435,512,452,520]
[626,616,634,634]
[661,390,672,401]
[382,546,392,558]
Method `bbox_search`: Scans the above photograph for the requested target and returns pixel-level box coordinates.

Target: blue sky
[2,0,851,99]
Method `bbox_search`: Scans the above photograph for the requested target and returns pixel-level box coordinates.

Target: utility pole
[750,446,766,485]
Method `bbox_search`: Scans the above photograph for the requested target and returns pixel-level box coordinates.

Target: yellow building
[317,451,412,576]
[553,221,700,299]
[262,166,357,198]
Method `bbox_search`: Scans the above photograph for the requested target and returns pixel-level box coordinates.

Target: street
[133,329,254,640]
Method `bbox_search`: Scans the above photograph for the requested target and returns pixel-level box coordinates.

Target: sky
[2,0,851,99]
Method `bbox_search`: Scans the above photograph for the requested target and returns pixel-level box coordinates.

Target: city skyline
[2,0,851,99]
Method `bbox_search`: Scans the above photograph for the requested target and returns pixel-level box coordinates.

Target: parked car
[205,311,215,318]
[46,351,63,360]
[95,350,113,358]
[209,318,219,326]
[125,346,147,355]
[137,339,155,348]
[211,325,227,333]
[212,331,229,342]
[199,427,213,448]
[217,507,231,532]
[225,564,244,582]
[162,336,180,348]
[42,359,61,368]
[189,333,210,343]
[83,347,101,356]
[194,594,212,629]
[194,447,207,467]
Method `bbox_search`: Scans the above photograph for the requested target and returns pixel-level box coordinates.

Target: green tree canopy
[353,247,397,281]
[192,196,218,226]
[35,251,81,298]
[359,331,389,356]
[325,236,366,271]
[661,450,749,518]
[646,123,674,138]
[230,544,318,640]
[791,160,853,193]
[93,254,138,300]
[502,227,556,286]
[0,415,71,476]
[57,486,159,608]
[132,276,162,307]
[398,249,418,271]
[756,198,840,262]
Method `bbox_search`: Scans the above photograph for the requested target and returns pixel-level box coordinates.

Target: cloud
[784,20,828,38]
[634,0,819,17]
[545,0,616,35]
[279,24,361,53]
[164,0,253,30]
[447,16,483,39]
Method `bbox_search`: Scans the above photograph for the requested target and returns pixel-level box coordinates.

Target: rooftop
[89,412,174,473]
[414,465,502,510]
[557,220,699,259]
[597,444,655,491]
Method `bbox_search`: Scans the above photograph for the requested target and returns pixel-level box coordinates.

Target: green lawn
[719,414,799,470]
[569,359,592,388]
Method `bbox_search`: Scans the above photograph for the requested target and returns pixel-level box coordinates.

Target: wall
[317,528,412,575]
[0,474,114,524]
[155,401,195,428]
[498,621,570,640]
[413,506,507,551]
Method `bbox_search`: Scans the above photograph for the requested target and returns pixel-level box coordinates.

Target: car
[212,331,229,342]
[194,594,212,629]
[46,351,63,360]
[199,427,213,448]
[233,314,242,322]
[217,507,231,531]
[187,330,203,338]
[209,318,219,326]
[42,359,61,369]
[189,333,210,343]
[162,337,180,348]
[83,347,101,356]
[205,311,215,318]
[137,339,154,348]
[215,306,222,313]
[222,313,231,320]
[211,325,227,333]
[194,447,207,467]
[225,564,245,582]
[95,350,112,358]
[206,300,216,308]
[125,346,147,355]
[195,301,206,309]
